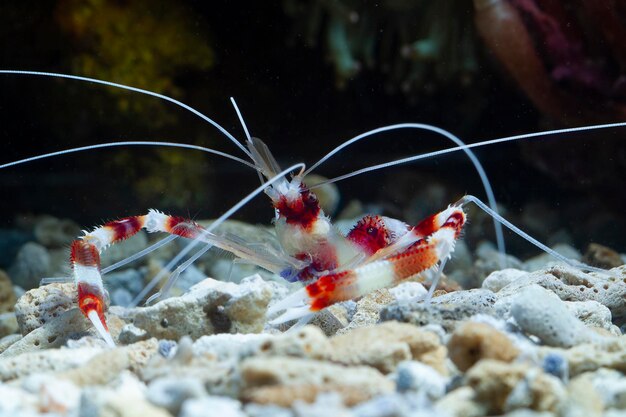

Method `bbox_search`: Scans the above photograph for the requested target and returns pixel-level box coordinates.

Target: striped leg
[71,209,305,345]
[268,206,466,324]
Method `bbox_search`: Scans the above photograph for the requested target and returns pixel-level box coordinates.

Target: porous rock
[510,285,602,348]
[193,333,270,361]
[8,242,50,290]
[2,308,92,356]
[564,300,620,335]
[0,269,17,313]
[448,321,520,371]
[309,304,350,336]
[380,289,497,332]
[126,275,272,340]
[14,282,77,335]
[329,321,447,374]
[496,265,626,320]
[338,288,394,333]
[240,356,394,406]
[466,360,567,415]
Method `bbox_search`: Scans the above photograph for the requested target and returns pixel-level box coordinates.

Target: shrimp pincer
[268,205,466,324]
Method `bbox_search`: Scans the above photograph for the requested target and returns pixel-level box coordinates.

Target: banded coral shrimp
[0,70,624,347]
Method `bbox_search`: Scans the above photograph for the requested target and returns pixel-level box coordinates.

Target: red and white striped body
[268,205,466,323]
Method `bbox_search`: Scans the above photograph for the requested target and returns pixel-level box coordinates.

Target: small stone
[181,396,247,417]
[466,360,567,415]
[193,333,269,361]
[0,312,18,338]
[240,356,394,406]
[118,323,149,344]
[482,269,528,293]
[541,353,568,381]
[510,285,602,348]
[256,325,332,360]
[34,215,81,248]
[0,334,21,355]
[522,244,582,272]
[388,281,427,302]
[496,265,626,320]
[0,269,16,313]
[158,339,177,358]
[147,376,207,415]
[395,360,447,399]
[14,282,77,335]
[309,304,349,336]
[448,322,519,372]
[338,288,394,334]
[0,383,38,415]
[583,368,626,409]
[8,242,50,290]
[566,372,604,417]
[582,243,624,269]
[435,386,487,417]
[330,321,447,374]
[21,374,81,414]
[104,268,144,305]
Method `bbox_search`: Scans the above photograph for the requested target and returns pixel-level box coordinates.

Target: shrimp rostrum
[1,70,622,347]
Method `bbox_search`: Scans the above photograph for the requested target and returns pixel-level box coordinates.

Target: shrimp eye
[367,226,376,235]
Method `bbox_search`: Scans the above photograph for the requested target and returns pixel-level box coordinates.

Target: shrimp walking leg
[269,206,466,324]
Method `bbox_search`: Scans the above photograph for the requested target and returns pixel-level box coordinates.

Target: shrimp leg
[268,206,466,324]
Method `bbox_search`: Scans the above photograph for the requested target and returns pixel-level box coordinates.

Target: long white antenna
[0,70,253,159]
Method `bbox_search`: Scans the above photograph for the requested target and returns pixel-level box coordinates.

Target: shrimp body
[268,205,466,323]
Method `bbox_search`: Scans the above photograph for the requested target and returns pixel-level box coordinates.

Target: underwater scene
[0,1,625,416]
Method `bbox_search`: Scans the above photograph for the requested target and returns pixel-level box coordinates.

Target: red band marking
[347,215,390,255]
[104,216,145,242]
[306,270,354,311]
[167,216,202,239]
[275,185,321,230]
[442,211,466,237]
[77,282,108,330]
[70,240,101,268]
[413,213,439,238]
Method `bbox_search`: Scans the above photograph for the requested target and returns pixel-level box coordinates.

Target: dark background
[1,1,624,256]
